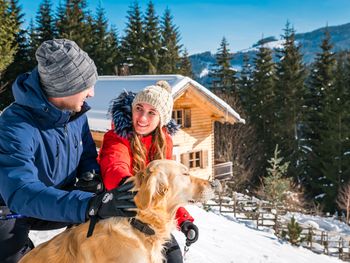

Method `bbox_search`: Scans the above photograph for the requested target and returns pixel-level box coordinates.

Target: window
[172,109,191,128]
[189,151,201,168]
[172,109,183,126]
[180,150,208,169]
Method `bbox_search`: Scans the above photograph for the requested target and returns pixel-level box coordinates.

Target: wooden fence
[205,192,350,261]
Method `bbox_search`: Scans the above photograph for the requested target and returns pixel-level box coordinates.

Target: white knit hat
[132,80,173,126]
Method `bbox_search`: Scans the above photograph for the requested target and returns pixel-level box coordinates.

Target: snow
[199,68,209,78]
[29,205,344,262]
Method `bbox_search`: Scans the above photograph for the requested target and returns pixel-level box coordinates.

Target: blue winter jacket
[0,67,99,223]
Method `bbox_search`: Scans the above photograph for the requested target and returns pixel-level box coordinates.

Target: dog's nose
[210,179,222,192]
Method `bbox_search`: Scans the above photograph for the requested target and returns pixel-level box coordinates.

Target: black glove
[75,170,104,194]
[181,220,199,246]
[86,180,137,219]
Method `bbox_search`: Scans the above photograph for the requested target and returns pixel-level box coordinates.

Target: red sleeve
[176,207,194,228]
[98,130,132,190]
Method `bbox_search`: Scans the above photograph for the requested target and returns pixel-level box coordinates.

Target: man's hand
[86,180,137,219]
[75,170,104,194]
[180,220,199,246]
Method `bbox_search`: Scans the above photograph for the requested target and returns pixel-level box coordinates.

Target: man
[0,39,136,263]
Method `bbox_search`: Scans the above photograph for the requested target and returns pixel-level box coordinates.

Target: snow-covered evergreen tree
[275,22,307,182]
[158,7,182,74]
[120,1,144,74]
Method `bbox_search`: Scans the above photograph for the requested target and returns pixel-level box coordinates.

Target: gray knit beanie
[132,80,173,126]
[35,39,98,98]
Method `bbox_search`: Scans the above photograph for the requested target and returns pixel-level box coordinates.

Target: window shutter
[184,109,191,128]
[180,153,190,168]
[200,150,208,168]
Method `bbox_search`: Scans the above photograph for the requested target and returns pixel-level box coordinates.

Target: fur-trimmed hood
[108,91,180,138]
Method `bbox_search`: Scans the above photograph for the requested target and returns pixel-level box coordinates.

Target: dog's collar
[129,218,155,236]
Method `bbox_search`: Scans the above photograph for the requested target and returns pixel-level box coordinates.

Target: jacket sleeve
[176,207,194,227]
[165,133,195,227]
[77,115,100,176]
[0,121,93,223]
[99,130,132,190]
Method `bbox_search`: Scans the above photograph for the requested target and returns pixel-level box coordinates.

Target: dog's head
[134,160,216,213]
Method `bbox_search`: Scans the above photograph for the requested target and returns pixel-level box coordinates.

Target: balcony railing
[213,161,233,180]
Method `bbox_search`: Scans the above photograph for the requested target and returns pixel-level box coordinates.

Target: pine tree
[238,53,253,111]
[55,0,91,48]
[210,37,236,93]
[0,0,17,75]
[89,3,115,74]
[27,19,38,69]
[249,43,276,159]
[287,216,302,245]
[27,0,55,69]
[304,29,340,211]
[120,1,144,75]
[275,22,307,181]
[35,0,55,43]
[263,144,291,207]
[104,25,120,75]
[1,0,30,108]
[142,1,160,74]
[178,48,193,78]
[158,7,182,74]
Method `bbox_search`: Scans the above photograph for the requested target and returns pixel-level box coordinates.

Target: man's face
[48,87,94,112]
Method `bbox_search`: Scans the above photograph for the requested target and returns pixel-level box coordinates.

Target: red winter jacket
[98,129,194,227]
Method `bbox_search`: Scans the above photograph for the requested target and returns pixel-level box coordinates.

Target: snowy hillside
[29,205,343,263]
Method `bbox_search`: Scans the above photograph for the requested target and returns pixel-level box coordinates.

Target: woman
[98,80,198,262]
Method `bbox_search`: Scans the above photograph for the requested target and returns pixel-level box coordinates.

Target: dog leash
[183,229,197,260]
[0,214,26,220]
[183,244,190,260]
[0,206,26,220]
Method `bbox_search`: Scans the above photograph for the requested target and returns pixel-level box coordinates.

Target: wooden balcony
[213,161,233,180]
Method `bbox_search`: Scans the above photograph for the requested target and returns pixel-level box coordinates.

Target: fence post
[233,192,236,217]
[338,237,343,260]
[274,211,278,233]
[307,227,313,249]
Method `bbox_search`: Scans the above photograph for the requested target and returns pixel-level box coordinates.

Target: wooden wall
[172,89,214,180]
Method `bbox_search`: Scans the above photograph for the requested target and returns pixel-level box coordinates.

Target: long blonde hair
[130,124,167,175]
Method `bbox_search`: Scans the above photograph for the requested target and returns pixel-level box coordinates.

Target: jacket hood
[12,67,89,127]
[108,91,180,138]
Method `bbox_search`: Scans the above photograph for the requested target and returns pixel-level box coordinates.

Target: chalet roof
[87,74,245,131]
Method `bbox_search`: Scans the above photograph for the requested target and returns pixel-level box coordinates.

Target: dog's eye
[183,172,190,176]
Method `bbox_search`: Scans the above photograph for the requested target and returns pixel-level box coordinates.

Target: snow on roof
[87,74,245,131]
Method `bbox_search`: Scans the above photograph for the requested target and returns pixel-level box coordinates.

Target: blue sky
[20,0,350,55]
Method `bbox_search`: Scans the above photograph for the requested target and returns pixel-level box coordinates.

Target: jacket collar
[12,68,90,128]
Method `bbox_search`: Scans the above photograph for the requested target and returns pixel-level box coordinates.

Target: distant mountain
[190,22,350,85]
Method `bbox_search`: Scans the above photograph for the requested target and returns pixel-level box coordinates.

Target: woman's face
[132,103,160,135]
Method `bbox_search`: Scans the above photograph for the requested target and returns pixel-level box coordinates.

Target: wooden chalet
[87,75,245,180]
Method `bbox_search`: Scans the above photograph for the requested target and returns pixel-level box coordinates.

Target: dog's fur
[20,160,215,263]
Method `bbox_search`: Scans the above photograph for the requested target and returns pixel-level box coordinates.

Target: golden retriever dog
[20,160,216,263]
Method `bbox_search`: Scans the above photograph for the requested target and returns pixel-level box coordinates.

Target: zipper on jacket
[64,124,70,181]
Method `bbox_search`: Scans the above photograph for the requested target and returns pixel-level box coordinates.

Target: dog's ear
[136,167,169,209]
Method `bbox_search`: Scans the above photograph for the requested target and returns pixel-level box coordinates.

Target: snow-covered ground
[30,205,345,263]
